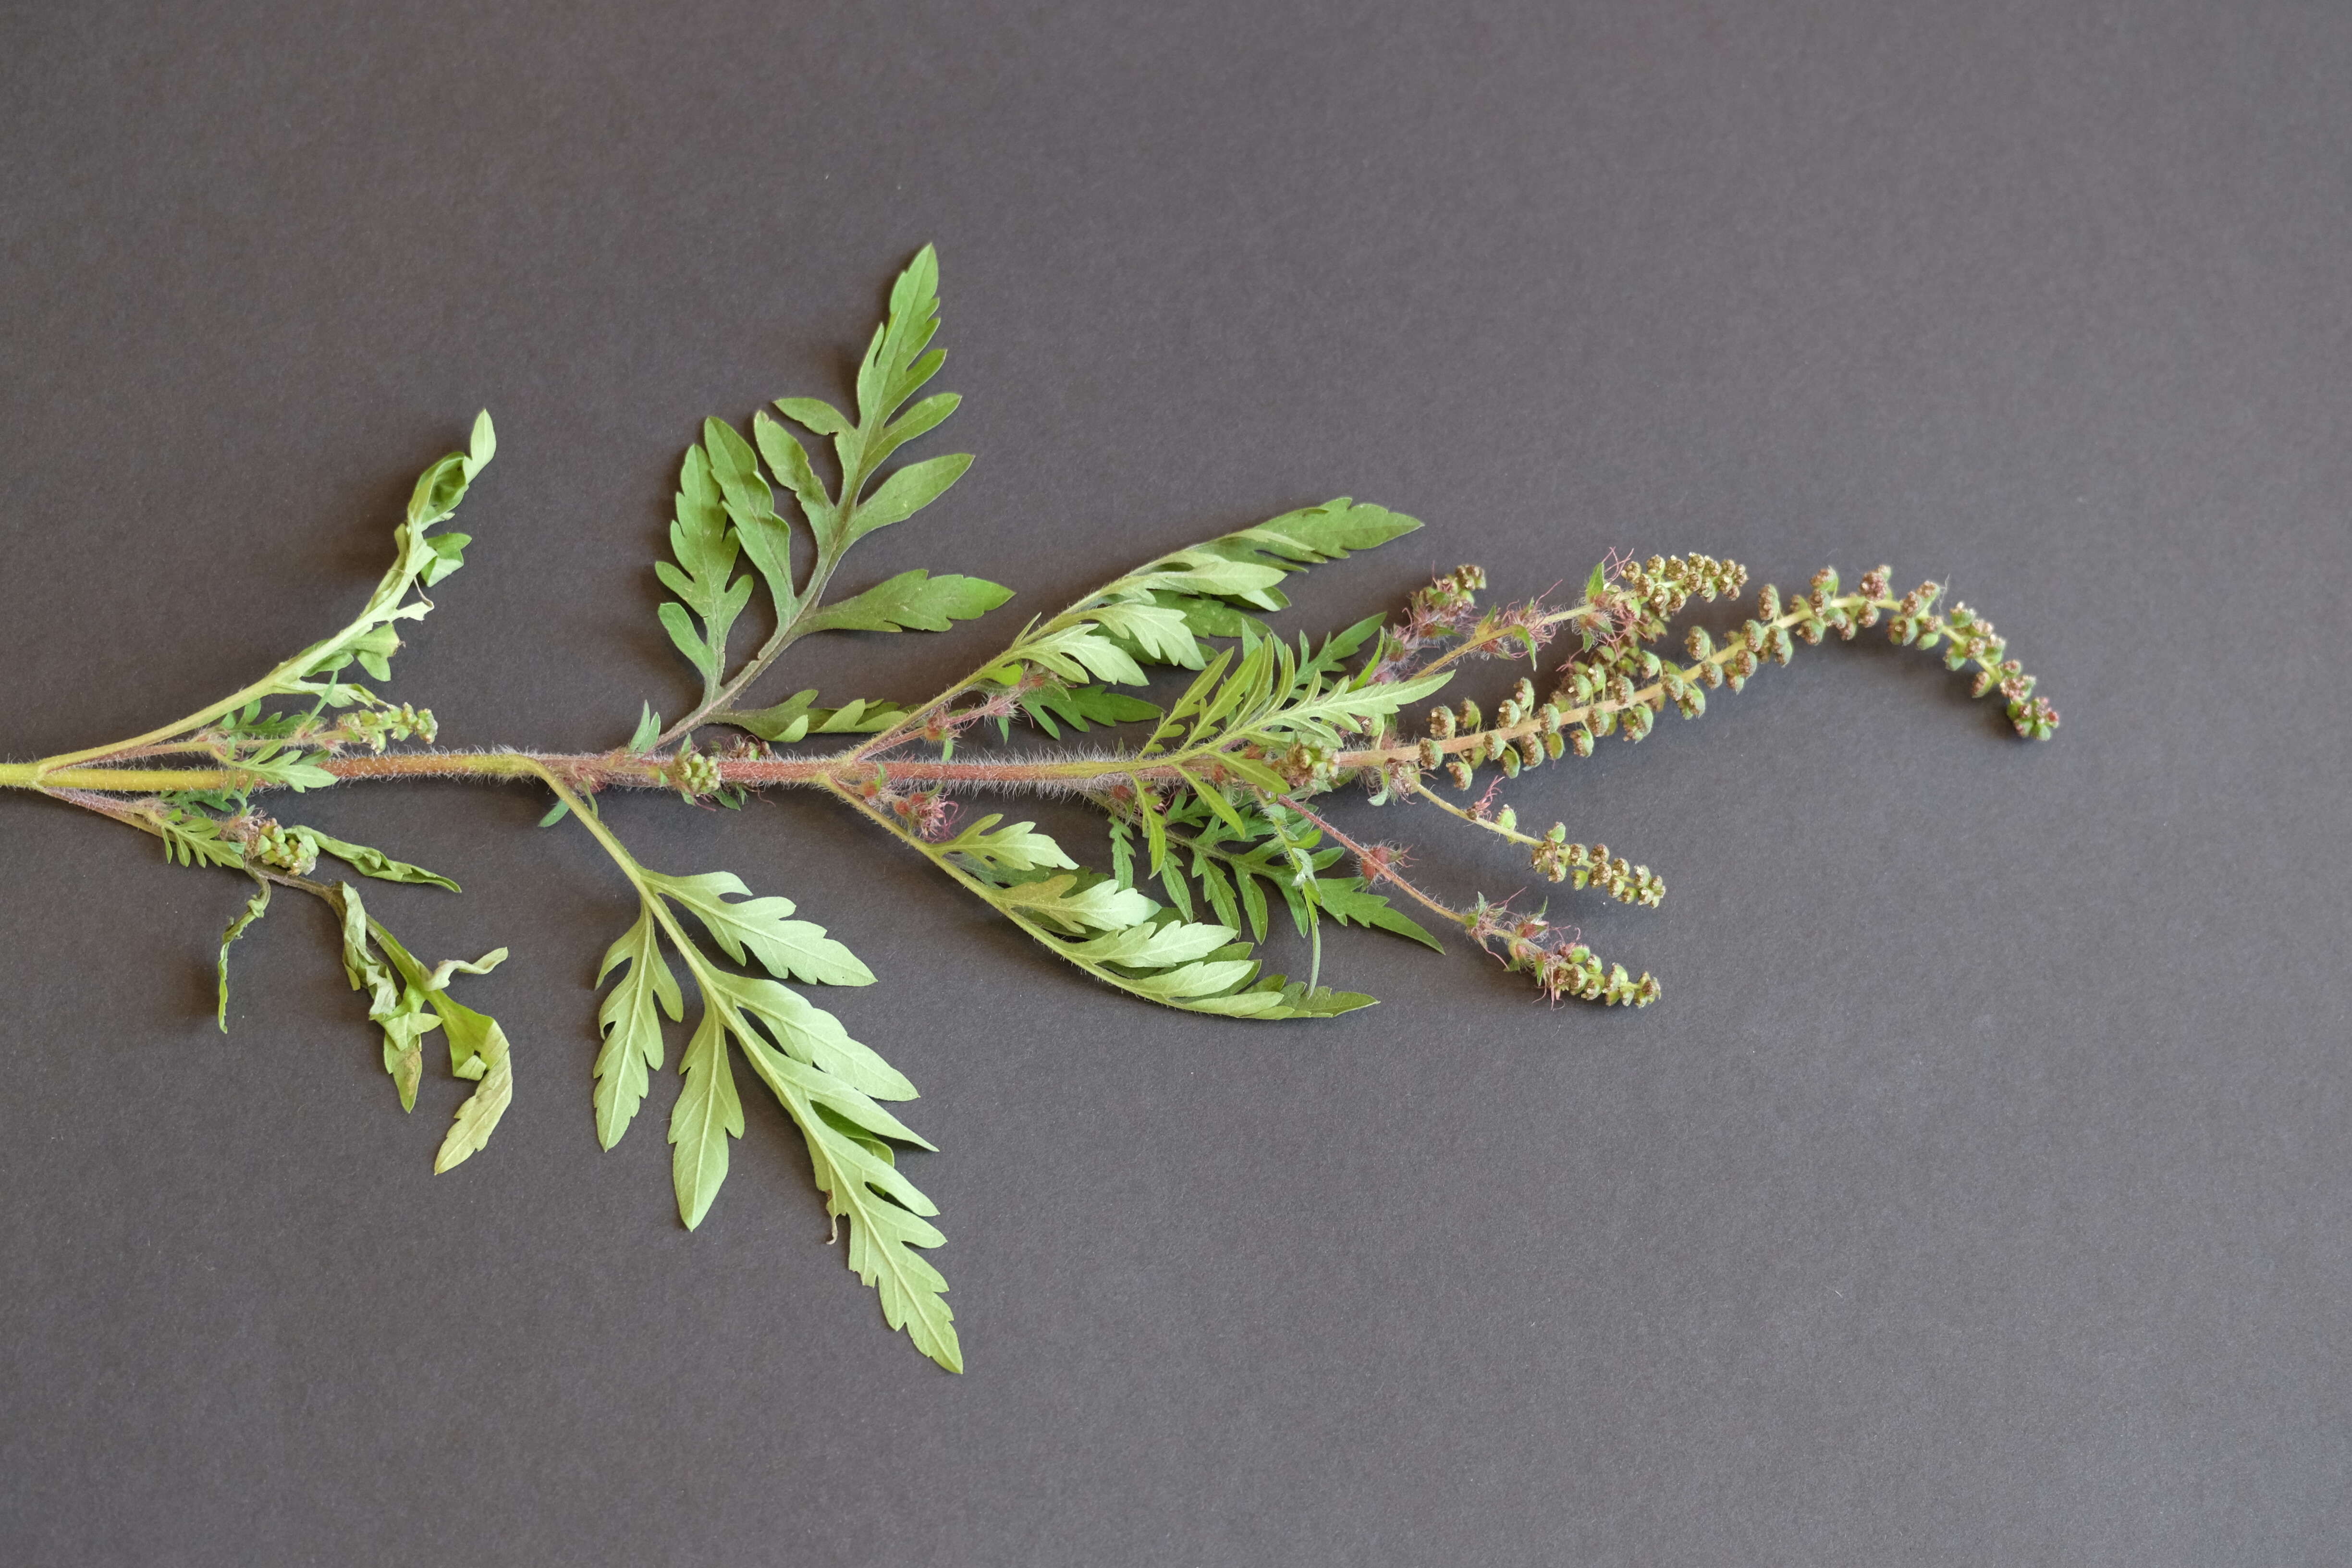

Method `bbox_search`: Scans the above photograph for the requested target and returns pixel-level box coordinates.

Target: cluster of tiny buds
[221,812,318,877]
[1404,564,1487,636]
[1868,574,2059,740]
[1271,741,1342,790]
[1403,556,2056,812]
[667,740,724,799]
[1606,551,1749,624]
[1527,830,1664,905]
[1368,564,1492,682]
[1468,900,1660,1007]
[1419,676,1578,789]
[331,703,437,753]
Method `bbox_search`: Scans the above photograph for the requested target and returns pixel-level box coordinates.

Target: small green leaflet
[332,882,426,1111]
[703,418,797,618]
[1004,498,1421,686]
[1017,685,1160,738]
[638,870,875,987]
[373,926,515,1173]
[657,444,754,692]
[800,570,1011,635]
[994,871,1159,933]
[772,396,849,436]
[156,806,246,869]
[261,411,494,712]
[296,828,459,892]
[939,815,1078,873]
[670,1006,742,1230]
[751,410,829,527]
[239,752,338,792]
[735,1032,959,1371]
[1311,878,1444,951]
[627,702,662,753]
[215,876,270,1031]
[843,454,971,543]
[702,968,915,1100]
[331,882,516,1170]
[593,908,679,1151]
[720,691,909,744]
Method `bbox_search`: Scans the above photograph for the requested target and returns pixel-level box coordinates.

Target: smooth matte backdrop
[4,3,2348,1563]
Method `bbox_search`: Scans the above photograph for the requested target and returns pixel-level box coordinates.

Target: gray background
[3,2,2347,1563]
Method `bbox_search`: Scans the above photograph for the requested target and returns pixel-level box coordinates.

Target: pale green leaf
[1069,920,1237,967]
[1017,685,1160,738]
[434,1046,512,1174]
[939,815,1078,872]
[670,1006,742,1230]
[214,876,270,1032]
[752,410,830,525]
[658,602,715,678]
[702,418,797,614]
[643,870,875,986]
[593,907,681,1150]
[846,453,971,541]
[774,396,851,436]
[297,828,459,892]
[465,409,496,477]
[802,570,1012,635]
[867,392,959,469]
[733,1033,960,1372]
[706,969,918,1103]
[1313,877,1446,951]
[995,873,1156,933]
[721,689,910,742]
[1015,625,1150,686]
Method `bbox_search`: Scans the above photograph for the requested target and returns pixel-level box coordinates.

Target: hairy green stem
[1,592,1913,804]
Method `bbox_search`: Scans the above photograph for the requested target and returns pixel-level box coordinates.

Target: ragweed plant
[0,248,2058,1372]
